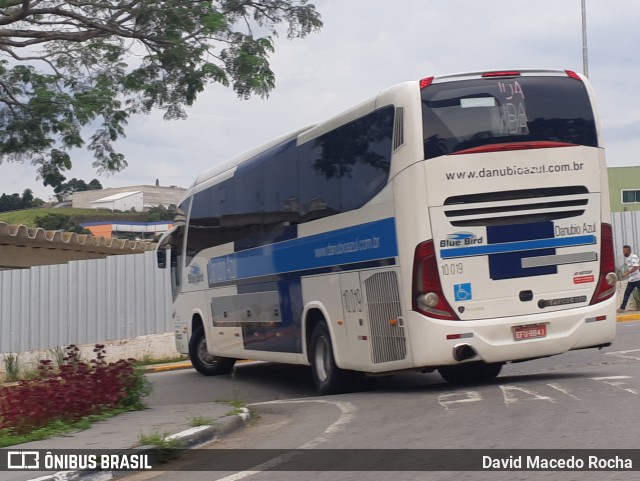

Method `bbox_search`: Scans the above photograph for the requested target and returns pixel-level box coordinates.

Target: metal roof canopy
[92,191,143,203]
[0,222,155,269]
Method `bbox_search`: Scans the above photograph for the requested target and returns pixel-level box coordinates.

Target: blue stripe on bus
[440,234,596,259]
[207,217,398,284]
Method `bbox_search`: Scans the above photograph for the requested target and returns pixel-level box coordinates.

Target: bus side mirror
[157,250,167,269]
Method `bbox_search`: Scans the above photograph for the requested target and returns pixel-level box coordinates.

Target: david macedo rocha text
[483,455,633,470]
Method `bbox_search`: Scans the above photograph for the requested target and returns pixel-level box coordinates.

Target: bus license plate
[513,323,547,341]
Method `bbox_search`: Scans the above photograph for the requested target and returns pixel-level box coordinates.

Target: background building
[90,191,143,212]
[80,220,174,240]
[72,185,185,211]
[608,167,640,212]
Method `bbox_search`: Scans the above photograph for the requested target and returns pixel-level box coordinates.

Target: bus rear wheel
[438,362,503,385]
[310,321,358,395]
[189,326,236,376]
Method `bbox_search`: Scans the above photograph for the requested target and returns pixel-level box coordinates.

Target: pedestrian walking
[618,244,640,312]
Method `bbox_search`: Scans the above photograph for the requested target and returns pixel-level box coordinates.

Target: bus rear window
[422,76,598,159]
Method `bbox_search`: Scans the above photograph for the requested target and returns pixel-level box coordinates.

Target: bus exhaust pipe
[453,344,478,362]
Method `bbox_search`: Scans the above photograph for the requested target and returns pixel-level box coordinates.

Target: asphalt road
[129,320,640,481]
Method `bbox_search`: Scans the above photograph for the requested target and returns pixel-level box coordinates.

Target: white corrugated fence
[0,251,171,355]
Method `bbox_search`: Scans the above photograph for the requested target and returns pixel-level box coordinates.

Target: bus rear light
[412,240,459,320]
[451,141,576,156]
[482,71,521,78]
[420,77,434,90]
[590,223,616,305]
[565,70,582,81]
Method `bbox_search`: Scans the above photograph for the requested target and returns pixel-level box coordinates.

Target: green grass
[215,398,247,409]
[189,416,216,427]
[132,354,188,367]
[0,207,163,228]
[215,398,252,417]
[2,354,20,382]
[137,431,185,463]
[138,431,184,449]
[0,208,108,226]
[0,409,129,448]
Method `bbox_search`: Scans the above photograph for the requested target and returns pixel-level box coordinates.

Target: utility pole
[582,0,589,77]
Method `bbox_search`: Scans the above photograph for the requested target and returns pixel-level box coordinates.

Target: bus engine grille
[364,271,406,364]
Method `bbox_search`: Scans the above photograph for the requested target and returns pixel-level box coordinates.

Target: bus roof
[429,68,580,84]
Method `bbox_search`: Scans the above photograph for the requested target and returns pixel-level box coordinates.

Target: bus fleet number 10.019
[441,262,464,276]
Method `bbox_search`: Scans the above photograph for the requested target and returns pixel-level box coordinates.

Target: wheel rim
[314,336,330,382]
[197,336,218,366]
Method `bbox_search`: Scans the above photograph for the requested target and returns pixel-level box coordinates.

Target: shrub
[0,345,152,435]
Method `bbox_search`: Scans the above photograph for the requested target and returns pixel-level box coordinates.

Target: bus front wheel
[310,321,357,395]
[438,362,503,385]
[189,326,236,376]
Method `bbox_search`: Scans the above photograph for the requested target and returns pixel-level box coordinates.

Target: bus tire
[438,362,503,385]
[310,321,356,395]
[189,326,236,376]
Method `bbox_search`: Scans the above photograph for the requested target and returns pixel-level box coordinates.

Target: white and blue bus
[158,69,616,394]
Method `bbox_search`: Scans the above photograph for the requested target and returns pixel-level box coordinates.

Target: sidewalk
[1,362,249,481]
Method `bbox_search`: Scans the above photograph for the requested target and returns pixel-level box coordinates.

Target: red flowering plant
[0,345,151,435]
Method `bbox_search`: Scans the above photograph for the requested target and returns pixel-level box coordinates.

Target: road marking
[590,375,639,395]
[213,399,356,481]
[438,391,482,411]
[605,349,640,361]
[499,385,555,406]
[546,383,581,400]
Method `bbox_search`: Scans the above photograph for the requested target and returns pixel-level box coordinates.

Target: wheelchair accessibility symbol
[454,283,473,302]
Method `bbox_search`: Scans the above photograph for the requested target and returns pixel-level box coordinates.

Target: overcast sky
[2,0,639,201]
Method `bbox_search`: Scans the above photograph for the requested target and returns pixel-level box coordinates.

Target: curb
[28,408,251,481]
[617,313,640,322]
[143,359,256,374]
[143,361,192,373]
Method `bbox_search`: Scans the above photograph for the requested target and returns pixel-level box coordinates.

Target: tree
[21,188,34,207]
[0,188,44,211]
[146,204,176,221]
[53,177,103,202]
[34,212,91,233]
[0,192,22,212]
[34,212,69,230]
[0,1,322,186]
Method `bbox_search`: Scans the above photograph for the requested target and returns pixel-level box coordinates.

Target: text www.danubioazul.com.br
[445,161,584,180]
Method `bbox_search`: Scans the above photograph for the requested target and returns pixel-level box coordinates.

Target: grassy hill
[0,208,165,227]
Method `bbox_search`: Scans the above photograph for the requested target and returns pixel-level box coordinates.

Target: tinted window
[186,178,236,264]
[422,76,598,158]
[235,155,264,215]
[183,107,394,259]
[168,200,189,297]
[264,140,298,215]
[299,106,394,220]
